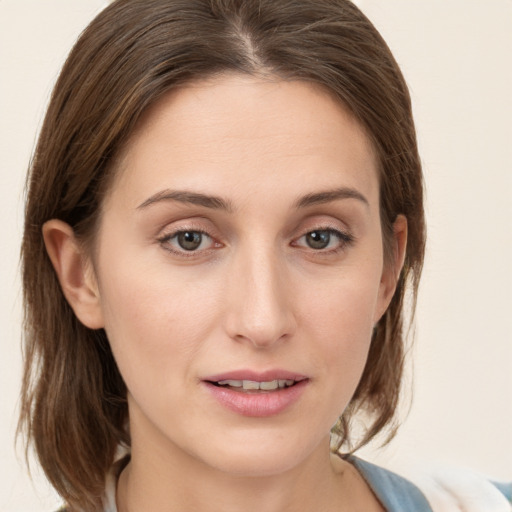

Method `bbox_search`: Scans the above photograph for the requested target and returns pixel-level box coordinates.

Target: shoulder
[409,464,512,512]
[348,456,433,511]
[349,456,511,512]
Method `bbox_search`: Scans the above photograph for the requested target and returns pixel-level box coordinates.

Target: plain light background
[1,1,510,510]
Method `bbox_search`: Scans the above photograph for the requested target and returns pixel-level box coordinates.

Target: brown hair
[19,0,425,509]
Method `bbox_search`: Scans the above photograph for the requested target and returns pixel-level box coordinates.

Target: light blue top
[349,456,433,511]
[494,480,512,503]
[349,455,512,511]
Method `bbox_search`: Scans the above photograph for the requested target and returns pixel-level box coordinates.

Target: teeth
[216,379,296,390]
[259,380,279,390]
[217,380,243,387]
[243,380,260,390]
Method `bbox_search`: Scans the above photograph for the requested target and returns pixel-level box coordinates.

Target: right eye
[158,230,216,254]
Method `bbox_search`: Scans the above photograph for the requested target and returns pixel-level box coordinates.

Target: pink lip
[201,369,309,418]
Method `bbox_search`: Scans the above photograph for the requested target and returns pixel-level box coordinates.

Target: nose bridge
[225,240,295,348]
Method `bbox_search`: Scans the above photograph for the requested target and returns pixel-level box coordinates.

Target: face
[88,75,400,476]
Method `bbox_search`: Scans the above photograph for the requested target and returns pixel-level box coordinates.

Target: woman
[18,0,511,511]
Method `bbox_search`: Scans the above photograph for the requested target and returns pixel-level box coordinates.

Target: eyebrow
[137,186,368,212]
[294,187,369,209]
[137,190,233,212]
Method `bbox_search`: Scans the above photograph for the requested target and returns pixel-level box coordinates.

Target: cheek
[300,259,382,345]
[95,251,222,392]
[296,262,383,412]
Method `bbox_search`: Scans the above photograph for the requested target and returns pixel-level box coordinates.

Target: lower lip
[203,380,308,417]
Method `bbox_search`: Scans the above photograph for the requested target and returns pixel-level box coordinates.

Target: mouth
[208,378,301,392]
[202,370,309,417]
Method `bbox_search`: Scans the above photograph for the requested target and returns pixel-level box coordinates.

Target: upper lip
[203,369,308,383]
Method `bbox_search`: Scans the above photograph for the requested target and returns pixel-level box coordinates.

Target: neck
[117,431,351,512]
[115,400,383,512]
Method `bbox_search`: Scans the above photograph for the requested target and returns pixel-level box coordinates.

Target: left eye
[161,230,214,252]
[295,229,351,250]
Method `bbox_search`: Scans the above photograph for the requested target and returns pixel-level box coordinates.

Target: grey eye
[177,231,203,251]
[305,230,331,249]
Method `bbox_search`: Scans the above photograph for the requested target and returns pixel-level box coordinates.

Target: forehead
[109,74,379,210]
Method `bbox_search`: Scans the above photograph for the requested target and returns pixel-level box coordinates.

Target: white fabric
[102,467,118,512]
[411,466,511,512]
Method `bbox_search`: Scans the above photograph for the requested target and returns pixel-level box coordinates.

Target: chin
[192,429,326,478]
[210,452,305,478]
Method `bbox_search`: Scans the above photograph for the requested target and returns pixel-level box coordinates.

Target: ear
[374,214,408,323]
[42,219,104,329]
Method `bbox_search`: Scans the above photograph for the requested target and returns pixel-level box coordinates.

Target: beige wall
[355,0,512,478]
[1,0,510,509]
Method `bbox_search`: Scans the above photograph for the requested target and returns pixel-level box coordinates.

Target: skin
[44,75,406,511]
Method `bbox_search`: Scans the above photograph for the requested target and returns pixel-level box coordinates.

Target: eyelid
[154,215,220,241]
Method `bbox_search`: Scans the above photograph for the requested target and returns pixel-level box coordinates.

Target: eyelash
[293,228,355,254]
[157,226,354,257]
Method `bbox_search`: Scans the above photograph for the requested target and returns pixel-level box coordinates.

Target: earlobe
[42,219,104,329]
[375,215,408,322]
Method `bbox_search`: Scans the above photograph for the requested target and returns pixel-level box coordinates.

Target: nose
[223,245,296,349]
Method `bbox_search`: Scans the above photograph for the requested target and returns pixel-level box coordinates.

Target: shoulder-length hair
[19,0,425,509]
